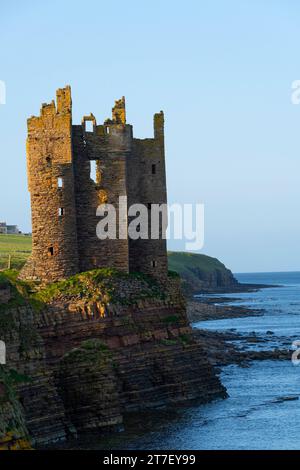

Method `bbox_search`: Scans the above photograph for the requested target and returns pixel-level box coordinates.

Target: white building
[0,222,20,234]
[0,222,7,234]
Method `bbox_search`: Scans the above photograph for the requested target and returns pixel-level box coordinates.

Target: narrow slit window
[90,160,97,183]
[48,247,54,257]
[59,208,64,217]
[151,260,157,268]
[151,164,156,175]
[58,177,63,188]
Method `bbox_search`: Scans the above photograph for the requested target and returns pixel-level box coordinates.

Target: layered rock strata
[0,271,226,447]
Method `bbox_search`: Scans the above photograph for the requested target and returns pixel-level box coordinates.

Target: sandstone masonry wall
[21,87,79,282]
[20,87,168,283]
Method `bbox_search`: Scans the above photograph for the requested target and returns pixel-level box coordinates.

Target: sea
[67,272,300,450]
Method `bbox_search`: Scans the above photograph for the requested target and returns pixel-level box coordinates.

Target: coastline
[46,278,296,449]
[187,283,292,368]
[187,298,264,322]
[190,282,280,296]
[192,328,292,368]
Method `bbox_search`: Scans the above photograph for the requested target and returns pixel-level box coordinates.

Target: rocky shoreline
[44,284,294,450]
[187,298,264,323]
[0,270,228,449]
[194,282,279,294]
[0,270,290,450]
[187,290,292,369]
[52,289,294,450]
[193,328,292,367]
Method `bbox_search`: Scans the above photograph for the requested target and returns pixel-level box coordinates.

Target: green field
[0,234,32,270]
[0,235,230,288]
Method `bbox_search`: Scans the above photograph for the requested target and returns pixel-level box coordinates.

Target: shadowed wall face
[21,87,168,282]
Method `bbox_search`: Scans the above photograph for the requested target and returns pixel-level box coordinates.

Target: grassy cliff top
[0,268,167,312]
[168,251,237,295]
[0,236,230,278]
[168,251,228,275]
[32,268,166,305]
[0,236,236,296]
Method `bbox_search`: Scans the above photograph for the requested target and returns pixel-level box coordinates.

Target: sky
[0,0,300,273]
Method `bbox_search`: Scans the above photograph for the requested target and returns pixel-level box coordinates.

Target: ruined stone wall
[20,87,168,283]
[72,120,131,273]
[128,112,168,279]
[71,96,168,280]
[20,87,79,282]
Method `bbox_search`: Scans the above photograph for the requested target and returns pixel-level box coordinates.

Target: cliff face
[0,368,32,450]
[0,270,226,448]
[168,252,238,296]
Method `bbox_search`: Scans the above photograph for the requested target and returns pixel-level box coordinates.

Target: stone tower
[21,87,79,282]
[20,86,168,283]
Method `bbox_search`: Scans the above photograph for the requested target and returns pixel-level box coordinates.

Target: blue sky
[0,0,300,272]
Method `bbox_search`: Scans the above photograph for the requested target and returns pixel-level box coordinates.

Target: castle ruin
[20,86,168,283]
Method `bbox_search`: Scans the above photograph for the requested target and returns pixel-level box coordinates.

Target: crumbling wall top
[81,113,97,131]
[56,85,72,114]
[111,96,126,125]
[154,110,164,140]
[27,85,72,132]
